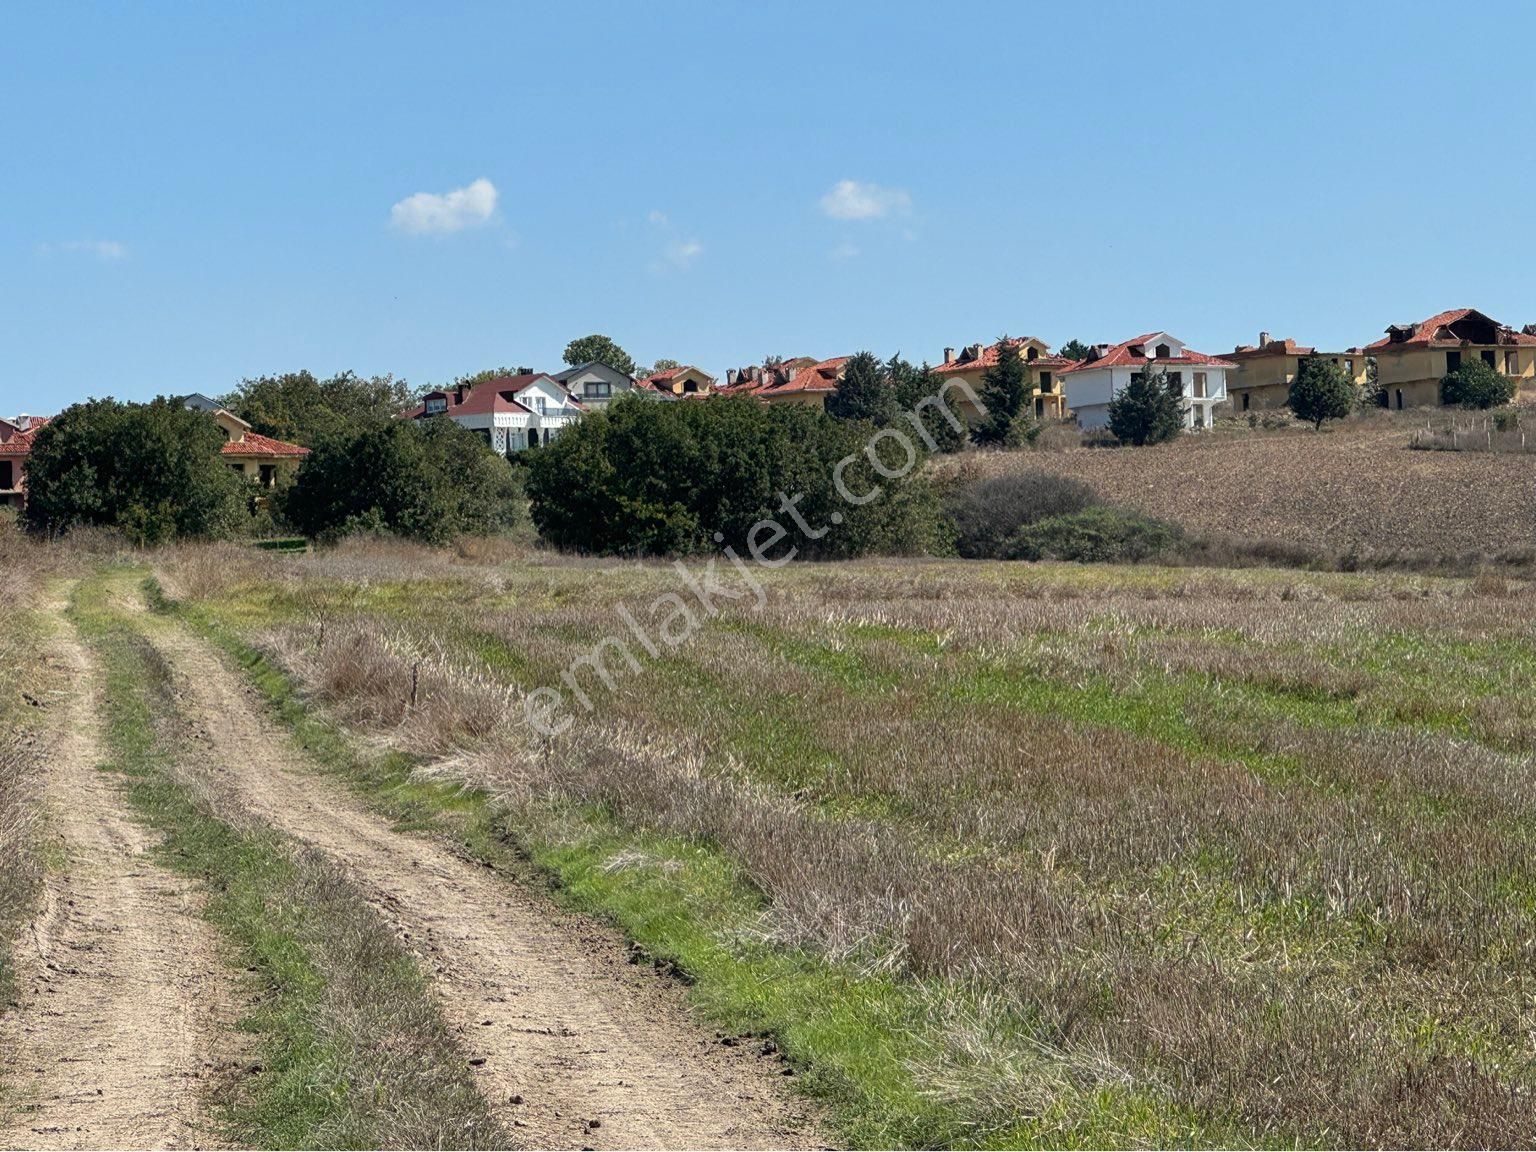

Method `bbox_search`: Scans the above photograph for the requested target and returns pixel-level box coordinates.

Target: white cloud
[665,238,703,268]
[830,241,860,262]
[40,239,127,261]
[819,179,911,221]
[389,178,498,234]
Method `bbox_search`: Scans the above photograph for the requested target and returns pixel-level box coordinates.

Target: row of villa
[5,308,1534,510]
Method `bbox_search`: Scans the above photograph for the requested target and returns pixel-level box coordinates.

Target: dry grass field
[960,415,1536,559]
[150,538,1536,1147]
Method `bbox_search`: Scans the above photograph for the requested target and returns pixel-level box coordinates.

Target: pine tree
[826,351,897,424]
[1107,366,1184,446]
[971,338,1029,445]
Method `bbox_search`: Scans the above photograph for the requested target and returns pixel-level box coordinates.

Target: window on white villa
[1155,343,1171,359]
[1166,371,1184,394]
[587,382,611,397]
[1193,372,1207,398]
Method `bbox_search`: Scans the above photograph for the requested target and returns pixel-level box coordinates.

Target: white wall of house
[1068,362,1229,432]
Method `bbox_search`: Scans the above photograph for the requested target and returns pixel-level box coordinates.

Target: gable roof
[402,373,585,419]
[553,361,635,385]
[222,432,310,459]
[0,428,36,458]
[936,338,1073,374]
[1365,308,1536,352]
[1059,333,1235,375]
[757,356,850,396]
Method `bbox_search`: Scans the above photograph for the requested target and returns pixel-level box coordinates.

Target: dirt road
[142,613,821,1150]
[0,598,231,1150]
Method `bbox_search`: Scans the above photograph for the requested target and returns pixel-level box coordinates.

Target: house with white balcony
[404,373,584,452]
[1060,333,1234,431]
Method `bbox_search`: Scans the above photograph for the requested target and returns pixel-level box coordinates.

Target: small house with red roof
[206,409,310,486]
[1367,309,1536,409]
[0,416,47,509]
[1224,332,1369,412]
[635,365,717,399]
[1061,333,1234,432]
[403,372,583,452]
[934,338,1074,421]
[721,357,849,407]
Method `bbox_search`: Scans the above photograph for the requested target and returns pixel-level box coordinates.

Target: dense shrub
[221,370,417,446]
[22,398,248,544]
[1007,506,1181,563]
[1287,356,1357,429]
[1441,358,1517,409]
[944,471,1098,559]
[281,418,522,545]
[525,395,945,558]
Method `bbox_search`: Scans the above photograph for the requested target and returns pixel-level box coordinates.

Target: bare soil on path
[144,613,824,1151]
[0,594,233,1151]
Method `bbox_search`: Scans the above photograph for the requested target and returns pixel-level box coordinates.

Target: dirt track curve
[0,593,231,1150]
[143,611,822,1151]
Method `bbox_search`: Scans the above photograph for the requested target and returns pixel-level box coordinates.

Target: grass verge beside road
[74,569,506,1150]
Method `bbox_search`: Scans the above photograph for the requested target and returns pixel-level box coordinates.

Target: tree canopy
[562,334,637,378]
[22,398,248,543]
[1441,358,1517,409]
[971,338,1029,445]
[826,351,897,425]
[1287,355,1357,429]
[525,395,943,558]
[890,355,966,453]
[1058,338,1093,362]
[220,370,417,446]
[280,418,522,544]
[1108,366,1184,446]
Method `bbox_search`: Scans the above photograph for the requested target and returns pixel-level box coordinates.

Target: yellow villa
[1223,333,1369,412]
[932,338,1075,421]
[210,408,309,486]
[635,364,717,398]
[1368,309,1536,409]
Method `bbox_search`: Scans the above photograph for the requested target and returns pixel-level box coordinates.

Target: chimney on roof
[726,369,739,385]
[454,386,465,405]
[967,343,984,361]
[1259,331,1271,347]
[943,347,955,365]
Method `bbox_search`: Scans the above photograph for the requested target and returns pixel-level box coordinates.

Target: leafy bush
[1441,358,1517,409]
[526,395,945,558]
[22,398,249,543]
[1007,506,1181,563]
[222,370,417,446]
[281,418,523,545]
[944,471,1098,559]
[1287,356,1357,429]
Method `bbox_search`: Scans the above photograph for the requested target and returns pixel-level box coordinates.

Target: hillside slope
[965,422,1536,556]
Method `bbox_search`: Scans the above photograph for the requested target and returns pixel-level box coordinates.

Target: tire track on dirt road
[0,592,232,1151]
[143,612,825,1151]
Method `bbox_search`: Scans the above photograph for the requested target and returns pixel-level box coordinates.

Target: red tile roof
[758,356,850,396]
[0,432,34,458]
[1364,308,1536,352]
[222,432,310,458]
[1059,333,1236,374]
[1226,337,1316,359]
[935,338,1073,374]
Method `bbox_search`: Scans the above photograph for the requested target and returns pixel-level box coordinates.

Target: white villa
[1060,333,1235,431]
[405,373,584,452]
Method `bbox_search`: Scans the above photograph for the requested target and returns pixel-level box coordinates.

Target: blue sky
[4,1,1533,414]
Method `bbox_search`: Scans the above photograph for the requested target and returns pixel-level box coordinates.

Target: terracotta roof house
[721,357,848,407]
[0,416,47,509]
[1366,309,1536,409]
[1061,333,1235,432]
[403,372,584,452]
[202,408,310,487]
[1223,332,1369,412]
[635,365,717,399]
[933,337,1075,421]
